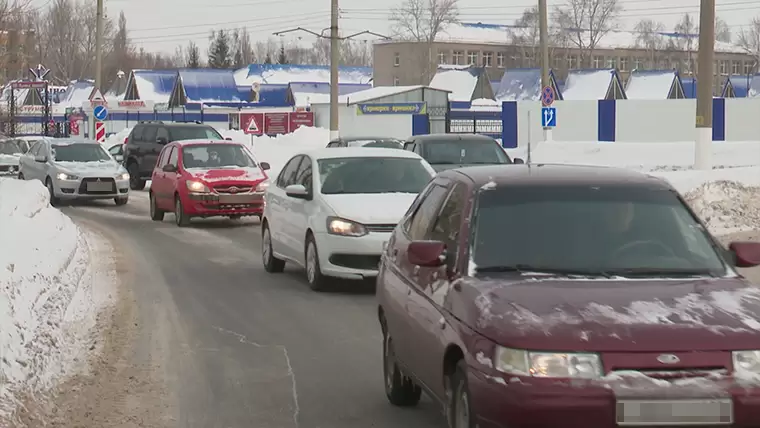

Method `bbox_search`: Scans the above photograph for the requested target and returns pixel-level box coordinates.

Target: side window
[156,147,171,167]
[108,145,122,155]
[327,141,340,148]
[407,184,449,240]
[130,126,144,142]
[28,142,41,156]
[294,156,313,193]
[167,147,179,167]
[404,142,415,151]
[143,126,157,143]
[277,155,303,188]
[430,183,467,268]
[156,127,170,142]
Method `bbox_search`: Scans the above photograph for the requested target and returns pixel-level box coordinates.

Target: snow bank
[104,127,130,147]
[0,179,113,421]
[682,181,760,235]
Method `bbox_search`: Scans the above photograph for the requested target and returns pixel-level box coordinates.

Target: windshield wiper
[475,264,611,277]
[602,267,719,278]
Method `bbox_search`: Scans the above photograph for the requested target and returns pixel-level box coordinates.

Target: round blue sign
[93,105,108,121]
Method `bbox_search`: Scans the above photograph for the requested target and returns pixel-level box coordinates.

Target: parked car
[123,121,224,190]
[376,163,760,428]
[0,138,29,174]
[107,142,125,162]
[149,139,270,226]
[326,137,404,149]
[261,147,436,291]
[403,134,522,172]
[18,138,130,206]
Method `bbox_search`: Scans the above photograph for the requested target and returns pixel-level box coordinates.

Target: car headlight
[56,172,78,180]
[117,172,129,180]
[733,351,760,374]
[186,180,210,193]
[326,216,368,237]
[494,347,603,379]
[254,180,269,193]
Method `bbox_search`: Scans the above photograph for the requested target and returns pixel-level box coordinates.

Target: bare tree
[508,7,567,68]
[554,0,622,67]
[738,17,760,65]
[390,0,458,83]
[715,17,731,43]
[633,18,665,68]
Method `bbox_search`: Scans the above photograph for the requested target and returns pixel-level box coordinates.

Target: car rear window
[318,157,432,194]
[169,126,222,142]
[422,139,510,165]
[471,185,727,276]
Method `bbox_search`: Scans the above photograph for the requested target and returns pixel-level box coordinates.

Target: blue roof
[256,84,289,106]
[681,77,697,98]
[495,68,561,101]
[175,68,241,103]
[125,69,177,101]
[239,64,373,84]
[723,75,754,97]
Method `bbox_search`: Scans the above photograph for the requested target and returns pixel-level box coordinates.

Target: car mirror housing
[729,241,760,268]
[407,240,446,267]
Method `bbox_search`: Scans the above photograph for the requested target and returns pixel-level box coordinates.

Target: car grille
[214,184,253,194]
[78,177,116,194]
[365,224,396,233]
[611,368,727,380]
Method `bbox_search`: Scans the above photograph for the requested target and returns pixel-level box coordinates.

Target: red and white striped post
[95,121,106,143]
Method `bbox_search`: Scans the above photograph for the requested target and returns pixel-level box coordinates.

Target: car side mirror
[260,162,270,171]
[407,240,446,267]
[34,155,47,163]
[285,184,309,199]
[162,164,177,173]
[513,157,525,164]
[729,241,760,267]
[156,137,168,145]
[114,154,123,162]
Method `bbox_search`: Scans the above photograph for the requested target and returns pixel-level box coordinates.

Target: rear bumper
[184,192,264,216]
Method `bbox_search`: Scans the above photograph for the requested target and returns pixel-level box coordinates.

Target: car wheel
[447,360,475,428]
[114,196,128,206]
[150,192,164,221]
[174,196,190,227]
[383,333,422,406]
[128,163,145,190]
[305,234,328,291]
[261,222,285,273]
[46,178,59,207]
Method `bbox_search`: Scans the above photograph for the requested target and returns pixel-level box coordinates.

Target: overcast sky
[50,0,760,54]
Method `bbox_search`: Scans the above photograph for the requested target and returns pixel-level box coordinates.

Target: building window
[523,53,534,67]
[658,58,668,69]
[606,56,617,69]
[483,51,493,67]
[719,60,728,75]
[394,52,400,67]
[496,52,505,67]
[619,57,629,72]
[633,57,643,70]
[731,61,740,75]
[453,51,463,65]
[393,76,400,86]
[745,62,755,75]
[592,56,603,68]
[467,51,478,65]
[437,51,447,65]
[552,55,563,69]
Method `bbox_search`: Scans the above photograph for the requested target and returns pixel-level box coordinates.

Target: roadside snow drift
[0,179,112,420]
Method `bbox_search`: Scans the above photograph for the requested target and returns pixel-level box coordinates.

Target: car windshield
[52,143,111,162]
[182,144,257,169]
[471,185,728,277]
[319,157,432,194]
[169,126,222,141]
[422,140,510,165]
[0,140,23,155]
[347,139,403,149]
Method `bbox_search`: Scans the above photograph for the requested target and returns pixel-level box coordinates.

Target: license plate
[86,181,112,191]
[219,194,258,204]
[616,399,733,425]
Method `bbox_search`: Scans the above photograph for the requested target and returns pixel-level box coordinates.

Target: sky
[37,0,760,54]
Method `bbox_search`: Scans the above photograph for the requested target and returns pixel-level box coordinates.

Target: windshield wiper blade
[603,267,718,278]
[475,264,610,277]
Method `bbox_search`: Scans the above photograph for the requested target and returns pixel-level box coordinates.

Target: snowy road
[54,190,445,428]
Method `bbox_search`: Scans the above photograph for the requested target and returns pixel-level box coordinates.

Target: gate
[3,80,51,137]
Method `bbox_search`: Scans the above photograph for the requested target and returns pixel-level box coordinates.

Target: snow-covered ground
[0,179,115,422]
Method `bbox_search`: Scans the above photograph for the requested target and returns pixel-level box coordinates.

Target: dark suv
[403,134,523,172]
[123,121,223,190]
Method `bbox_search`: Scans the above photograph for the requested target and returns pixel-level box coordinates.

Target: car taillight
[124,137,128,144]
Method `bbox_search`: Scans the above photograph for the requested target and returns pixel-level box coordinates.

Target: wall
[338,105,412,139]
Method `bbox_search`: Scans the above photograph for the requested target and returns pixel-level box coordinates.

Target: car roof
[302,147,423,160]
[409,133,498,143]
[339,136,401,142]
[171,139,237,147]
[440,164,674,190]
[48,139,100,145]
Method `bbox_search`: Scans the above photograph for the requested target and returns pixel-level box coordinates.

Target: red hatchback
[377,164,760,428]
[149,140,270,226]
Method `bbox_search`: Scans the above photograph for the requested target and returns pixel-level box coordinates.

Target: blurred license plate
[616,399,733,425]
[219,194,256,204]
[87,181,111,191]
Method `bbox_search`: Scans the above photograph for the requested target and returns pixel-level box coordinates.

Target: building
[373,22,754,93]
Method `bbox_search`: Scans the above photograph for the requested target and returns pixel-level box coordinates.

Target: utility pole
[538,0,551,142]
[94,0,104,138]
[329,0,339,140]
[694,0,714,170]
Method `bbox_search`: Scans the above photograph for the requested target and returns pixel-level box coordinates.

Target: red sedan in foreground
[149,139,269,226]
[377,164,760,428]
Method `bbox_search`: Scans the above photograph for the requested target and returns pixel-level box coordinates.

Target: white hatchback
[261,147,436,291]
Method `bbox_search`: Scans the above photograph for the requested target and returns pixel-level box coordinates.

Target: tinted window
[168,126,222,142]
[277,155,303,188]
[422,139,510,165]
[130,126,144,142]
[318,157,433,195]
[182,144,256,169]
[167,147,179,167]
[294,156,313,193]
[471,186,727,276]
[156,127,170,141]
[430,183,467,261]
[51,143,110,162]
[143,126,157,142]
[0,140,23,154]
[407,185,449,240]
[157,146,171,167]
[108,144,123,155]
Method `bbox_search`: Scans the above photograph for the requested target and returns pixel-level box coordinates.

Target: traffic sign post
[95,121,106,143]
[541,86,555,107]
[541,107,557,127]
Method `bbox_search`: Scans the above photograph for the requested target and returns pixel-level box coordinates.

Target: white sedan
[261,147,436,291]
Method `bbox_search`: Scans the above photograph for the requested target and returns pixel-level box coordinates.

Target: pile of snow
[683,181,760,235]
[104,127,131,147]
[0,179,112,421]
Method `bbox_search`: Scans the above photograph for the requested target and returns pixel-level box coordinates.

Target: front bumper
[185,192,264,216]
[312,231,391,280]
[469,368,760,428]
[55,176,130,200]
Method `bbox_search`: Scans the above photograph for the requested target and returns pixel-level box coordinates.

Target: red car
[149,139,270,226]
[377,164,760,428]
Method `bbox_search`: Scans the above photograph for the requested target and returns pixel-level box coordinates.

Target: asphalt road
[61,190,446,428]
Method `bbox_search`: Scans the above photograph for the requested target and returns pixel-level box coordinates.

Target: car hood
[55,160,124,176]
[452,276,760,352]
[321,193,417,225]
[0,154,21,165]
[186,167,267,183]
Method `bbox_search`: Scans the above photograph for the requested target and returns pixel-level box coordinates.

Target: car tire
[383,332,422,407]
[174,195,190,227]
[128,163,145,190]
[305,234,328,291]
[447,360,475,428]
[261,222,285,273]
[46,178,59,207]
[150,192,164,221]
[114,196,128,206]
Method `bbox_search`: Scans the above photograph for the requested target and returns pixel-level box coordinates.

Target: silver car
[0,139,28,175]
[18,138,130,206]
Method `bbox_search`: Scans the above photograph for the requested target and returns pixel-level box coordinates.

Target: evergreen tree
[264,53,272,64]
[207,29,232,68]
[277,45,288,64]
[186,41,201,68]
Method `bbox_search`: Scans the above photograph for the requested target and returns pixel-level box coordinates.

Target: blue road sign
[541,86,555,106]
[541,107,557,127]
[93,105,108,121]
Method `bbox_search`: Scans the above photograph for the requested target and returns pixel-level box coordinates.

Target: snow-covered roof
[124,69,177,102]
[0,81,43,106]
[494,68,562,101]
[429,65,480,102]
[234,64,373,86]
[723,75,754,97]
[174,68,241,104]
[562,69,626,100]
[381,22,745,54]
[625,70,683,99]
[58,80,94,107]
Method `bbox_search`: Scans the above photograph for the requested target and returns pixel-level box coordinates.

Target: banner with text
[356,102,427,115]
